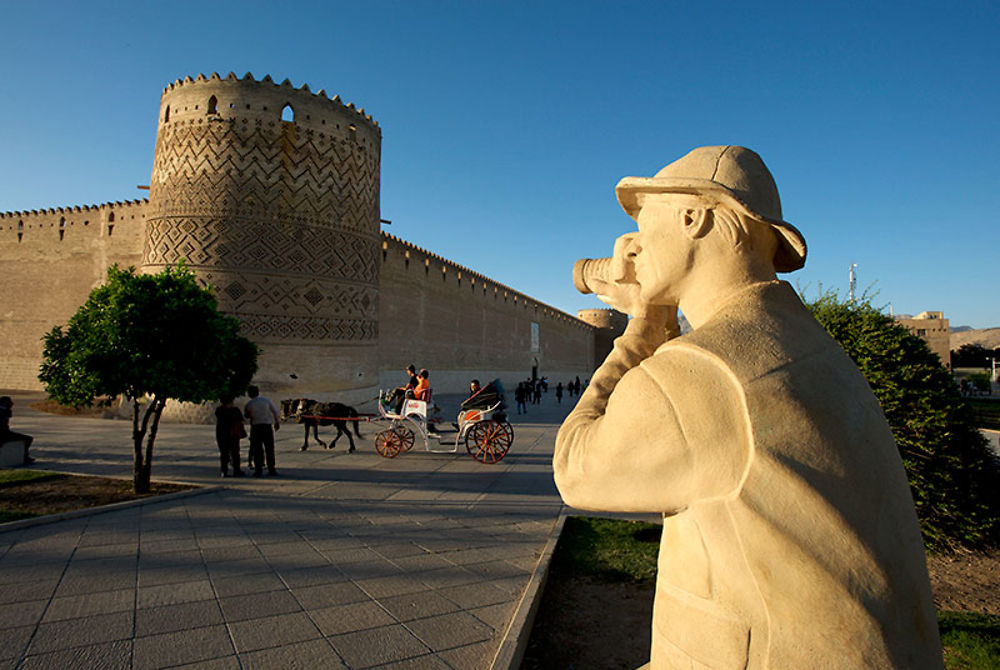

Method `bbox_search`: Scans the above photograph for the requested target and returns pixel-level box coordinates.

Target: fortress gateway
[0,73,622,418]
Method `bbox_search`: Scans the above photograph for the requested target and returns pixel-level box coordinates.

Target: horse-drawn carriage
[373,380,514,464]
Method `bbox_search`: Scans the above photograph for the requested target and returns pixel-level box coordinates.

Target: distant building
[896,311,950,369]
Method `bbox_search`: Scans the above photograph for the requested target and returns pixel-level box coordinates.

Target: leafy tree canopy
[952,343,999,369]
[807,292,1000,551]
[40,264,258,492]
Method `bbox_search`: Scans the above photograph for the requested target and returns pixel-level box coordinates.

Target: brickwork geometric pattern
[143,94,381,345]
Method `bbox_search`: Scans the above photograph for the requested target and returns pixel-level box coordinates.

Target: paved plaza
[0,390,581,669]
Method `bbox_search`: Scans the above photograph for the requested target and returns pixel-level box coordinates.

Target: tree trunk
[132,395,164,494]
[132,397,148,494]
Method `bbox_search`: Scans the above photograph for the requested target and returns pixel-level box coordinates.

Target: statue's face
[631,195,695,306]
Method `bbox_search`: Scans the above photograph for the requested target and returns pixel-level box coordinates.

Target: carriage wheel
[465,420,513,464]
[395,424,415,453]
[375,429,403,458]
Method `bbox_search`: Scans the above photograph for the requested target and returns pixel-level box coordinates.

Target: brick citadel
[0,73,623,417]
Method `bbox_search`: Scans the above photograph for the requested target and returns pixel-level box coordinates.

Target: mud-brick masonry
[0,72,621,417]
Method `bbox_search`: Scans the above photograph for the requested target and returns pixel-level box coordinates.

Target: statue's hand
[591,234,680,336]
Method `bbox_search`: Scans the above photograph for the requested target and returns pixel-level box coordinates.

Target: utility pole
[849,263,858,303]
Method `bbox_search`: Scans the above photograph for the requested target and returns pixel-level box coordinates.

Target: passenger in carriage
[413,369,431,401]
[388,364,419,413]
[456,378,505,429]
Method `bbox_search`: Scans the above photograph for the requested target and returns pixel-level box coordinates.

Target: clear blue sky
[2,1,998,327]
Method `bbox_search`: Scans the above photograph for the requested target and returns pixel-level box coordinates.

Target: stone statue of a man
[554,146,943,668]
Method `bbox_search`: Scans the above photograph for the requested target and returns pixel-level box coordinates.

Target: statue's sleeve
[554,319,747,513]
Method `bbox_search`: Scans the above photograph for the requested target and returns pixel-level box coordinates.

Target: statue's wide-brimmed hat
[616,146,807,272]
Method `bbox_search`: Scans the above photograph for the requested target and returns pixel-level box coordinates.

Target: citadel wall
[377,235,595,393]
[0,200,147,390]
[0,72,598,414]
[0,215,594,400]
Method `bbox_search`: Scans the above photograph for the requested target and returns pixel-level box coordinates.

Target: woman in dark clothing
[215,396,246,477]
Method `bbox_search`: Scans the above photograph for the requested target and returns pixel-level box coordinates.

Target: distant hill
[951,328,1000,351]
[951,325,974,333]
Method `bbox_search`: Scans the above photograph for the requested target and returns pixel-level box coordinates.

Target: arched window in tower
[164,106,170,123]
[281,104,294,123]
[207,96,218,115]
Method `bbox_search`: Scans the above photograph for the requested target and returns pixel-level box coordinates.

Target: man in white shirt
[244,385,281,477]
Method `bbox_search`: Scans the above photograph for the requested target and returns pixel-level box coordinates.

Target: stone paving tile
[314,544,382,566]
[438,582,514,610]
[137,580,215,609]
[219,590,302,623]
[435,640,495,670]
[329,624,431,669]
[369,542,431,560]
[19,638,132,670]
[369,653,451,669]
[310,600,396,637]
[255,540,315,558]
[203,556,272,579]
[140,537,201,555]
[0,599,46,630]
[277,565,346,589]
[212,571,286,598]
[0,624,34,663]
[376,591,460,623]
[0,560,67,586]
[354,573,431,600]
[406,611,494,652]
[468,600,517,631]
[239,638,346,669]
[133,624,233,670]
[28,610,133,655]
[170,656,241,670]
[43,587,135,622]
[0,579,60,605]
[385,552,454,573]
[262,550,331,572]
[196,534,254,551]
[138,562,210,588]
[228,611,322,653]
[291,580,369,610]
[134,599,224,637]
[463,558,531,583]
[55,571,136,598]
[61,556,135,581]
[414,566,482,590]
[72,541,139,561]
[200,544,261,564]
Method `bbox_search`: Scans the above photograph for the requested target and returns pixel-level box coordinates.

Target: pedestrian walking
[244,385,281,477]
[215,396,245,477]
[555,382,563,404]
[515,383,528,415]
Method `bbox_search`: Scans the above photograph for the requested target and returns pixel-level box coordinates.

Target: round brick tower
[577,308,628,366]
[143,72,381,406]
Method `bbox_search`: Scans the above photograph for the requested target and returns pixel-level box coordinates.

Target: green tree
[806,292,1000,550]
[952,343,991,368]
[39,265,258,493]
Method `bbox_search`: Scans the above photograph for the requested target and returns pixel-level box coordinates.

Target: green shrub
[806,293,1000,551]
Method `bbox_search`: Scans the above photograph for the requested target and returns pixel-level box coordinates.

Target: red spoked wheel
[375,428,403,458]
[395,424,415,453]
[465,420,513,464]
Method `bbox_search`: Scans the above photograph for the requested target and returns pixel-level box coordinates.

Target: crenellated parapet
[0,199,147,245]
[158,72,379,137]
[381,233,594,330]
